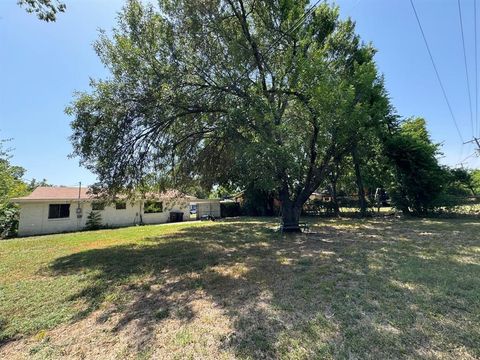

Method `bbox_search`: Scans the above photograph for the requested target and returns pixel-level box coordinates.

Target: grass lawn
[0,217,479,359]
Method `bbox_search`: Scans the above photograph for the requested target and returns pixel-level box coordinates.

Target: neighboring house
[12,187,219,237]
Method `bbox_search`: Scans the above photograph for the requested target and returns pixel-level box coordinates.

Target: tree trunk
[281,202,302,232]
[352,147,367,217]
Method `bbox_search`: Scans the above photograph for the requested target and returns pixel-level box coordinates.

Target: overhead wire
[409,0,464,143]
[457,151,477,166]
[458,0,475,137]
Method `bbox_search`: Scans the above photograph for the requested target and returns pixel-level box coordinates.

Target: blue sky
[1,0,479,186]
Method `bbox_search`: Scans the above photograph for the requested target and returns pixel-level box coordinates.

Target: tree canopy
[385,117,447,215]
[68,0,391,229]
[17,0,66,22]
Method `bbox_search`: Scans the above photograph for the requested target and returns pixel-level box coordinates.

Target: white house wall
[142,197,190,225]
[18,201,87,236]
[17,198,191,237]
[195,201,221,218]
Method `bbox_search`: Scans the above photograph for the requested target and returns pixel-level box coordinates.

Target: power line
[457,142,465,165]
[273,0,324,46]
[458,0,475,137]
[409,0,464,142]
[457,151,477,166]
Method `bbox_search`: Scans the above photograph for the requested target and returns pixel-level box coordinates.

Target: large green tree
[68,0,391,230]
[385,117,446,215]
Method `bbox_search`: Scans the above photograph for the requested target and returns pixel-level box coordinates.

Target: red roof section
[13,187,92,201]
[12,187,198,202]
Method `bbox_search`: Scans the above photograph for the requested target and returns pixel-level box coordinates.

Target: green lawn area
[0,217,479,359]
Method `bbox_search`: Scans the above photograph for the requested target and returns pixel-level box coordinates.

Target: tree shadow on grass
[48,222,287,354]
[47,219,480,358]
[0,318,18,347]
[321,220,480,359]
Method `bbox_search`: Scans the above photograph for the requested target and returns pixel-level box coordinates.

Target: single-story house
[12,187,220,237]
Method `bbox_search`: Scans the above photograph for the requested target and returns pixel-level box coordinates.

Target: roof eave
[10,198,91,203]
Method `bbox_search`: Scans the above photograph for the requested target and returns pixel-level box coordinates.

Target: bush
[220,202,241,218]
[241,186,278,216]
[431,194,470,208]
[0,203,19,238]
[85,211,102,230]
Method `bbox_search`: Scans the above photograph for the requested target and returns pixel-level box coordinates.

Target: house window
[115,201,127,210]
[144,201,163,213]
[91,202,105,211]
[48,204,70,219]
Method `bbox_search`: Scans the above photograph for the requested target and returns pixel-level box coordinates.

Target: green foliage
[429,193,470,209]
[67,0,391,225]
[17,0,66,22]
[241,184,277,216]
[220,202,241,218]
[210,185,235,199]
[385,118,447,215]
[27,178,52,192]
[0,139,28,238]
[182,184,210,199]
[0,151,28,203]
[0,203,20,238]
[144,201,163,213]
[85,211,102,230]
[472,169,480,195]
[445,168,476,196]
[429,168,480,212]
